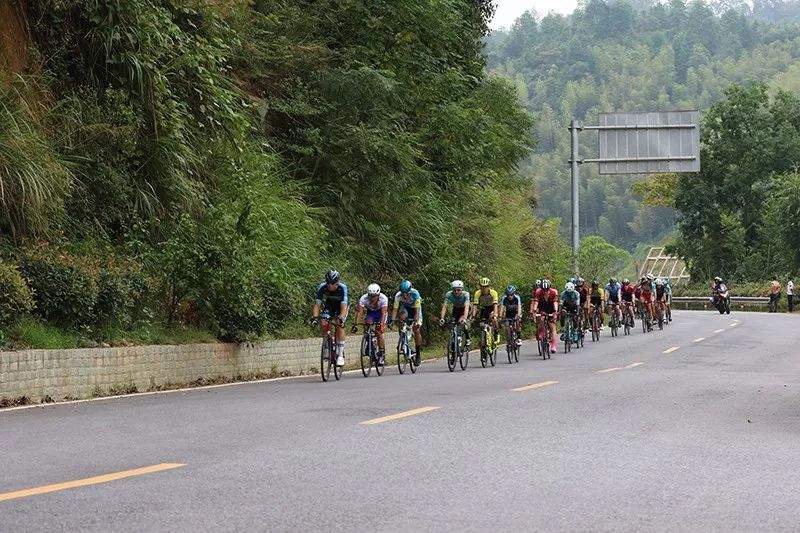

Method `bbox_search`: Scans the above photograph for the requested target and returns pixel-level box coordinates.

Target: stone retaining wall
[0,333,398,403]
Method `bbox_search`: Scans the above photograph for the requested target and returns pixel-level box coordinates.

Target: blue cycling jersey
[315,281,349,308]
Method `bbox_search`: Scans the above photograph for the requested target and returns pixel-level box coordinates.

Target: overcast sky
[490,0,578,29]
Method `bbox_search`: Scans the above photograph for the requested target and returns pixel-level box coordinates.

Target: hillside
[486,0,800,251]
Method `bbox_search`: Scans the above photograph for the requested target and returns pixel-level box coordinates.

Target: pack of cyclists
[311,270,676,370]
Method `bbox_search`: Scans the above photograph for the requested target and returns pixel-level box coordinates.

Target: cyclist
[530,279,560,354]
[312,270,349,366]
[654,278,668,322]
[589,280,605,330]
[560,281,581,343]
[662,277,673,320]
[391,280,423,365]
[351,283,388,366]
[439,280,471,346]
[576,277,590,330]
[605,277,622,327]
[637,276,655,326]
[620,278,636,326]
[471,277,500,345]
[499,284,523,347]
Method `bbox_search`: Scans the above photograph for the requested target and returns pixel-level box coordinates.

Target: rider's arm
[391,293,400,322]
[440,298,449,321]
[339,283,349,321]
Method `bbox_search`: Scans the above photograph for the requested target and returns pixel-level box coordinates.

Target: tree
[578,235,632,282]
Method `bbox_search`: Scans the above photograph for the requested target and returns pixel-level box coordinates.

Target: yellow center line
[596,366,623,373]
[728,323,738,328]
[693,337,705,342]
[511,380,559,392]
[713,328,725,333]
[625,362,644,369]
[663,346,680,354]
[0,463,185,503]
[361,406,440,425]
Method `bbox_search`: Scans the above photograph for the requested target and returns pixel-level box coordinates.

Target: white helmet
[451,280,464,290]
[655,278,664,287]
[367,283,381,295]
[565,282,575,291]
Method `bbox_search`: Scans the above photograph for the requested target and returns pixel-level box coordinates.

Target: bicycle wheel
[409,343,418,374]
[459,336,468,370]
[374,346,384,376]
[320,338,332,382]
[642,312,647,333]
[513,341,519,363]
[333,339,343,381]
[360,335,372,378]
[507,328,514,364]
[446,335,456,372]
[657,308,664,330]
[489,338,496,367]
[397,334,407,375]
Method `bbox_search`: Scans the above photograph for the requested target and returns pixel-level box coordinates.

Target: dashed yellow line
[728,323,738,328]
[713,329,725,334]
[693,337,705,343]
[511,380,558,392]
[0,463,185,503]
[663,346,680,354]
[361,406,440,425]
[625,362,644,369]
[596,366,623,374]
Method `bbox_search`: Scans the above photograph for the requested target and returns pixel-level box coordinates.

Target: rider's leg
[335,323,346,365]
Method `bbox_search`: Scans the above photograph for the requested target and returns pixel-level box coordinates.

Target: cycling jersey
[316,281,349,317]
[473,288,499,308]
[445,290,469,307]
[605,282,621,303]
[359,293,388,323]
[534,287,559,313]
[394,289,422,324]
[561,289,580,306]
[621,284,636,302]
[578,285,589,305]
[501,293,522,318]
[589,287,604,305]
[638,282,653,303]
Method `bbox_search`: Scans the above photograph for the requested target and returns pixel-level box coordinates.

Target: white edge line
[693,337,705,342]
[2,356,449,414]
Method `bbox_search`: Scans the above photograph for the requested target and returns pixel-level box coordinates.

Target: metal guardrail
[671,296,770,310]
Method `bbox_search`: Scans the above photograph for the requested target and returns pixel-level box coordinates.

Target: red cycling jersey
[534,287,559,303]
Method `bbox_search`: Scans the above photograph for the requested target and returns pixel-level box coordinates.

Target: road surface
[2,311,799,531]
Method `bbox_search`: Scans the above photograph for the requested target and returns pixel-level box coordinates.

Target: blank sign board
[597,111,699,175]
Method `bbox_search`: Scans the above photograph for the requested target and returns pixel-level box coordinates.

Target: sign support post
[570,119,581,277]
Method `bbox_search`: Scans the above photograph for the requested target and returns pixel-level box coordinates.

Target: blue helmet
[399,279,412,293]
[505,284,517,295]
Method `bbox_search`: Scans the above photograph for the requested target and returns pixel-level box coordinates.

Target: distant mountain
[487,0,800,251]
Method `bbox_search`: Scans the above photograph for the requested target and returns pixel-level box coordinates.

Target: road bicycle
[536,312,557,360]
[478,319,498,368]
[621,302,635,336]
[590,304,602,342]
[358,323,384,377]
[655,301,665,330]
[317,313,343,382]
[608,303,621,338]
[444,319,469,372]
[561,310,580,353]
[502,318,520,364]
[641,303,653,333]
[395,319,418,375]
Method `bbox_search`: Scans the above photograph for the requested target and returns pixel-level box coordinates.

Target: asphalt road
[2,311,799,532]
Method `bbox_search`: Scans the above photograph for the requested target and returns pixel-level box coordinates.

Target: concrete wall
[0,333,398,403]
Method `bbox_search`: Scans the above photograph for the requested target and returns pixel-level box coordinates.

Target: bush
[94,263,148,327]
[0,262,34,327]
[19,254,98,328]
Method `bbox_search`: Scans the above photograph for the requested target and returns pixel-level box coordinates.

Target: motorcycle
[710,284,731,314]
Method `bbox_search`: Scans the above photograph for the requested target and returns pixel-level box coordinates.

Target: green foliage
[578,235,632,283]
[0,80,72,241]
[673,84,800,280]
[487,1,800,250]
[19,252,98,328]
[0,262,34,327]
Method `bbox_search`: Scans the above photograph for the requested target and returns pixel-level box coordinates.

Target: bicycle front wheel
[320,339,332,382]
[397,336,407,375]
[360,336,372,378]
[447,335,457,372]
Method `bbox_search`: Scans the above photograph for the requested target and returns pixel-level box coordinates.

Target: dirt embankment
[0,0,32,77]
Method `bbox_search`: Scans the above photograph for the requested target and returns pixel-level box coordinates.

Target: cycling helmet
[591,280,599,288]
[609,277,617,285]
[505,284,517,295]
[565,282,575,291]
[479,277,490,287]
[399,280,412,293]
[451,280,464,290]
[541,279,551,290]
[325,270,340,284]
[646,273,655,281]
[622,278,630,285]
[655,279,664,287]
[367,283,381,295]
[714,276,722,282]
[535,279,541,288]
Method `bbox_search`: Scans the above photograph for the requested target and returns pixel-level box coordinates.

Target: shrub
[0,262,34,327]
[94,263,148,327]
[19,254,98,328]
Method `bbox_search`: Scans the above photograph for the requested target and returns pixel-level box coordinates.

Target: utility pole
[570,119,581,277]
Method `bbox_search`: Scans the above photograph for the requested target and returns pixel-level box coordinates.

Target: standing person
[769,277,782,313]
[788,278,795,313]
